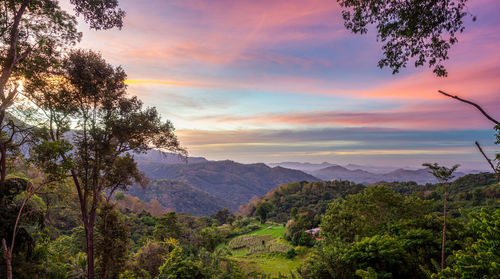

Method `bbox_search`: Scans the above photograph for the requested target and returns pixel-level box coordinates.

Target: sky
[64,0,499,170]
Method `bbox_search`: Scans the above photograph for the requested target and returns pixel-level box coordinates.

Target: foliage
[134,240,169,278]
[95,202,130,279]
[153,211,181,241]
[285,215,314,246]
[423,163,460,183]
[337,0,474,76]
[242,180,365,224]
[200,227,225,252]
[214,208,235,225]
[434,208,500,278]
[321,186,431,242]
[256,202,275,224]
[0,178,46,277]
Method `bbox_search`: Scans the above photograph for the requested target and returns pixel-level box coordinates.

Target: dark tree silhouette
[337,0,474,76]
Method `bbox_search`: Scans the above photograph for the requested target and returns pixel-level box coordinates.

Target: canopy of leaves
[337,0,473,76]
[321,186,432,242]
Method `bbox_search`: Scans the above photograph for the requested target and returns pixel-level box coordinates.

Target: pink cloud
[208,101,498,130]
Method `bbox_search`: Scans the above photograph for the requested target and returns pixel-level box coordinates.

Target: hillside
[126,180,234,216]
[136,160,319,211]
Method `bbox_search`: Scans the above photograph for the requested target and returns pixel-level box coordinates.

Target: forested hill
[239,180,366,223]
[241,172,499,224]
[135,160,318,213]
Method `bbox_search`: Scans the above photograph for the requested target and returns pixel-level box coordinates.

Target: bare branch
[475,141,500,181]
[438,90,499,126]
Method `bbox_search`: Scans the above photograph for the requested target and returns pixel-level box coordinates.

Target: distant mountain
[126,180,232,216]
[312,165,375,183]
[267,162,337,173]
[344,164,412,174]
[268,161,415,174]
[381,168,445,184]
[135,160,318,212]
[312,166,467,184]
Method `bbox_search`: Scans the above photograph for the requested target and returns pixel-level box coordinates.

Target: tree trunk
[441,186,447,269]
[2,238,12,279]
[0,143,6,193]
[86,226,95,279]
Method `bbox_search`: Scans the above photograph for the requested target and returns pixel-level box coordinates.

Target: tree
[25,49,184,279]
[199,227,225,252]
[433,208,500,279]
[214,208,234,225]
[0,0,125,196]
[0,177,46,279]
[337,0,474,77]
[135,240,170,278]
[157,246,205,279]
[423,163,460,269]
[336,1,498,179]
[255,201,274,224]
[285,214,314,246]
[321,186,430,243]
[153,211,182,241]
[0,3,124,276]
[95,202,129,279]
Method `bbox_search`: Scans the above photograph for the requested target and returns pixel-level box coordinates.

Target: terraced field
[221,223,306,277]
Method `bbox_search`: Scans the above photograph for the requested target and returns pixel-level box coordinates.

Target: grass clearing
[247,223,286,238]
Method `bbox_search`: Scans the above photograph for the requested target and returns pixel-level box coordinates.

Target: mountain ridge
[312,165,467,184]
[135,159,319,212]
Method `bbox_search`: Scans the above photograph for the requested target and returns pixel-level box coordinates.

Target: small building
[305,227,320,235]
[305,227,322,241]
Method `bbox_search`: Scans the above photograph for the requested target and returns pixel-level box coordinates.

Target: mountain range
[267,161,402,174]
[134,153,317,214]
[126,151,473,215]
[311,165,466,184]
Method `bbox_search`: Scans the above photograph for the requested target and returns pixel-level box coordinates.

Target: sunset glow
[74,0,499,169]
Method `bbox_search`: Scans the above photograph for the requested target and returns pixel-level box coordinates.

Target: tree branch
[438,90,499,126]
[475,141,500,181]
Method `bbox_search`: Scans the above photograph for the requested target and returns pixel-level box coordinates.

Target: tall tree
[256,201,274,224]
[25,49,185,279]
[337,0,474,76]
[0,0,125,201]
[423,163,459,269]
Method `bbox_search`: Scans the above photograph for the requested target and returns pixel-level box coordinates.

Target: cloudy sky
[66,0,499,169]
